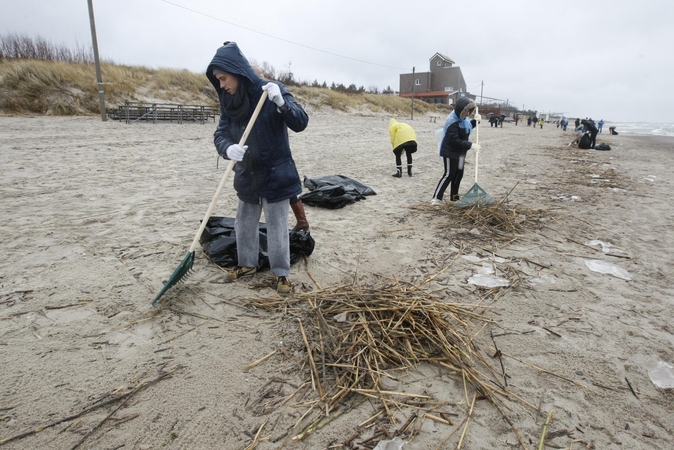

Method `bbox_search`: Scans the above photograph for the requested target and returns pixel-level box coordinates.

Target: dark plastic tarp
[299,175,376,209]
[199,216,315,270]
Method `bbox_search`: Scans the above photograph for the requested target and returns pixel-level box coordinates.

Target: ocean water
[608,122,674,137]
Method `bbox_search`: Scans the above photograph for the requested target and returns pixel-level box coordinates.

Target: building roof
[399,90,459,99]
[430,52,455,64]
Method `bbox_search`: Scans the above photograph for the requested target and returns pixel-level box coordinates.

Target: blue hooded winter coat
[440,97,475,159]
[206,42,309,204]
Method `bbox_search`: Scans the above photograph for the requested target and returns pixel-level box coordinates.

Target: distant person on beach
[598,119,605,134]
[527,117,532,127]
[207,41,308,294]
[575,118,580,129]
[431,98,479,205]
[388,118,417,177]
[515,114,519,126]
[562,119,568,131]
[539,118,544,129]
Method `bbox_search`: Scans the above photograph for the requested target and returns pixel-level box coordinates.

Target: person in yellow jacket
[388,118,418,177]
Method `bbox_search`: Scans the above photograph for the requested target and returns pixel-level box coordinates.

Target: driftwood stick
[456,393,477,449]
[537,410,553,450]
[0,367,178,447]
[186,286,215,310]
[434,416,467,450]
[161,320,208,344]
[298,319,324,398]
[625,377,639,399]
[242,350,278,372]
[502,353,587,388]
[490,330,508,387]
[244,417,269,450]
[490,396,530,450]
[70,382,142,450]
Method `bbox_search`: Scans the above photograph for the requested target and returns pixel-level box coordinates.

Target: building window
[437,60,442,66]
[415,79,420,86]
[444,62,452,67]
[444,87,453,91]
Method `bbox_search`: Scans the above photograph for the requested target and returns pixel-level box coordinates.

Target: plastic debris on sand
[468,274,510,288]
[649,361,674,388]
[584,259,631,280]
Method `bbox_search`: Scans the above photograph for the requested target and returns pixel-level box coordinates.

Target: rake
[152,90,268,307]
[455,106,495,207]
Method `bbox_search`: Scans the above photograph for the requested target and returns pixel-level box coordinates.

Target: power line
[161,0,410,71]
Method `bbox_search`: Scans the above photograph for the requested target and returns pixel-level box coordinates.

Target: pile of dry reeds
[418,200,550,241]
[242,280,532,447]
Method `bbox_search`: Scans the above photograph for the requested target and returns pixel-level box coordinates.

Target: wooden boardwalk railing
[108,102,219,124]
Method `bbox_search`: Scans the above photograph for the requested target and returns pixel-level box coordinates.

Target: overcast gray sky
[1,0,672,122]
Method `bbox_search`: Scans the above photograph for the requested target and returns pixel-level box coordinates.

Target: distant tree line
[253,58,395,94]
[1,33,397,95]
[0,33,95,63]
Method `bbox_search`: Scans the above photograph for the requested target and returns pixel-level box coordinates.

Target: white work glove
[262,83,285,108]
[226,144,248,161]
[473,113,481,122]
[472,143,482,152]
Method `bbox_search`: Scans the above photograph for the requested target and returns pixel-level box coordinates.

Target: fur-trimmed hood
[454,97,477,120]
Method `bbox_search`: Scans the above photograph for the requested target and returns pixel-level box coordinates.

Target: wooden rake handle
[474,106,480,183]
[188,90,269,252]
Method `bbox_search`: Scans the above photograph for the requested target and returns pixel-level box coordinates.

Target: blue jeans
[235,198,290,277]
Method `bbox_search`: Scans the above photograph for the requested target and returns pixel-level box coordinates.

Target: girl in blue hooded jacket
[431,98,480,205]
[206,42,308,294]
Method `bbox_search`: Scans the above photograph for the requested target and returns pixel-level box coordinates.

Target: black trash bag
[199,216,315,270]
[578,133,592,149]
[300,175,376,209]
[595,143,611,151]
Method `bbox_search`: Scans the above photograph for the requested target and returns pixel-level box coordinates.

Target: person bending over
[581,118,598,149]
[388,118,417,177]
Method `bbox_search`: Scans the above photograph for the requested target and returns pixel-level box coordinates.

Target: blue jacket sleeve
[213,112,235,159]
[277,86,308,133]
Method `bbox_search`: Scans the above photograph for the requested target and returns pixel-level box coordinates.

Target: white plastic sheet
[649,361,674,388]
[584,259,631,281]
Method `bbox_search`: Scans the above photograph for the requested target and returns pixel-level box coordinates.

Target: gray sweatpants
[235,198,290,277]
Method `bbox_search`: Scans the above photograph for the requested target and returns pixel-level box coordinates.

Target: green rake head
[152,251,195,307]
[455,184,496,208]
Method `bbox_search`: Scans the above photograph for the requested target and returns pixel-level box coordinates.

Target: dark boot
[392,166,402,178]
[291,200,310,232]
[407,164,413,177]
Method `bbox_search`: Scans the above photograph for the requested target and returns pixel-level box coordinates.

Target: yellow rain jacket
[388,118,417,150]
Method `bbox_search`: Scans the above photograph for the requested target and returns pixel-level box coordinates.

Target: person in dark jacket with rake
[431,98,480,205]
[206,41,308,294]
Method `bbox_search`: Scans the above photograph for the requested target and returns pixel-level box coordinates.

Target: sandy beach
[1,110,673,449]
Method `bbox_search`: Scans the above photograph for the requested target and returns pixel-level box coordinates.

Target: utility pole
[285,60,292,82]
[87,0,106,121]
[410,67,415,120]
[480,80,484,105]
